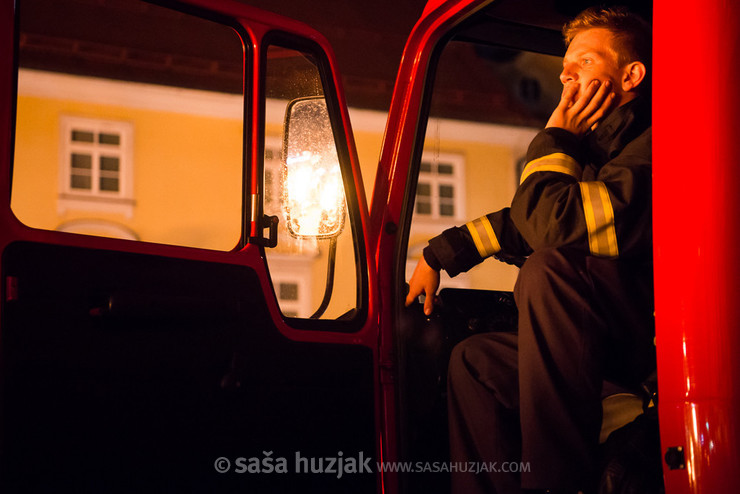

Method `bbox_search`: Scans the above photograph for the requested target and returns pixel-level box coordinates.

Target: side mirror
[282,97,346,239]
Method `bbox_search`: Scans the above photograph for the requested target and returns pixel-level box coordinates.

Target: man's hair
[563,6,651,70]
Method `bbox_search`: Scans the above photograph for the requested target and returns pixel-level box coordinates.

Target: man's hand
[405,256,440,316]
[546,79,616,137]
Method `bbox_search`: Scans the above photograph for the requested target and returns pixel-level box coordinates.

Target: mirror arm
[310,237,338,319]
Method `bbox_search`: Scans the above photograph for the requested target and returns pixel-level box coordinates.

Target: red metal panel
[0,0,15,231]
[654,1,740,492]
[370,1,496,492]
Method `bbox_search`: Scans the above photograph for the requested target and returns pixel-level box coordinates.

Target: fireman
[406,7,653,494]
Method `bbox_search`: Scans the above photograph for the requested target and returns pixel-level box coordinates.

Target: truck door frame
[1,0,382,492]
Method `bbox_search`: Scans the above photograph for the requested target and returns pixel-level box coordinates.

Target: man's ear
[621,61,647,92]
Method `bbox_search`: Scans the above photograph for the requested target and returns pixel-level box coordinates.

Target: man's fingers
[559,82,579,107]
[562,82,579,98]
[570,79,603,113]
[596,91,617,116]
[569,80,616,133]
[549,79,616,136]
[423,292,435,315]
[586,92,617,128]
[405,282,425,306]
[406,256,440,314]
[581,80,612,115]
[406,283,435,315]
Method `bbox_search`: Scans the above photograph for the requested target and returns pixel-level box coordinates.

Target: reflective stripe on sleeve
[579,181,619,258]
[520,153,582,185]
[465,215,501,258]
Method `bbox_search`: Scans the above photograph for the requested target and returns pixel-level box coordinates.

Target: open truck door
[0,0,379,492]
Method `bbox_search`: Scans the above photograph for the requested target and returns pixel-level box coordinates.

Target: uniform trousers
[447,247,655,493]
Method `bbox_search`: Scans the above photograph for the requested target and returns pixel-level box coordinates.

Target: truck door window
[263,43,360,323]
[408,39,562,292]
[12,0,245,250]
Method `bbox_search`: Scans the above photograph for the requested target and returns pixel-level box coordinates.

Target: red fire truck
[1,0,737,492]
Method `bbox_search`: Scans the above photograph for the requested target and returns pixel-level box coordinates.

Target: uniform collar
[586,96,651,167]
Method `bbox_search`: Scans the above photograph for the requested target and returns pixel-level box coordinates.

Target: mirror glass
[283,97,346,238]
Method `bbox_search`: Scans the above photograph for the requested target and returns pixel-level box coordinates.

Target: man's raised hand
[546,79,616,137]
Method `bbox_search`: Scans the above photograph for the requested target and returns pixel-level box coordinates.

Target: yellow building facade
[12,68,534,317]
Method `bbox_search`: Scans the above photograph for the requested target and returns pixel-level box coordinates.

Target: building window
[279,281,299,301]
[270,274,311,318]
[263,138,282,212]
[407,151,469,290]
[415,152,465,221]
[59,116,134,217]
[278,281,301,316]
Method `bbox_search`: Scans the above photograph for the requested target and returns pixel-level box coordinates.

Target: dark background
[240,0,429,111]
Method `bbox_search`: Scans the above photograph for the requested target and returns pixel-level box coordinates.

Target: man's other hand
[405,256,440,316]
[546,79,616,137]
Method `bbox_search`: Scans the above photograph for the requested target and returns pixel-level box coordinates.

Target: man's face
[560,28,624,102]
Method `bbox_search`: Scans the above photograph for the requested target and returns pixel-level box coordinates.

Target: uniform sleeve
[510,126,652,259]
[423,208,532,277]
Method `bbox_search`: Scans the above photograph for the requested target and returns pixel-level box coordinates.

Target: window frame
[58,115,135,217]
[12,0,249,249]
[415,150,466,222]
[258,31,368,332]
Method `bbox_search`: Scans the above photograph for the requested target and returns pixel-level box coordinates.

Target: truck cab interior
[395,1,660,492]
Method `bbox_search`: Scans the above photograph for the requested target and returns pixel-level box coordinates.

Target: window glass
[62,116,130,198]
[407,40,562,292]
[414,153,465,221]
[12,0,245,250]
[263,43,359,322]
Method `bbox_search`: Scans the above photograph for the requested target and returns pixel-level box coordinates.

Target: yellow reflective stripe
[579,181,619,258]
[520,153,582,185]
[465,215,501,258]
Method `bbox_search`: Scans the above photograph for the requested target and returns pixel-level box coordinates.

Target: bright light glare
[282,97,346,238]
[283,150,345,237]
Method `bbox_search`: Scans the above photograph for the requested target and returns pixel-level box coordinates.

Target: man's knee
[515,247,587,299]
[448,336,482,383]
